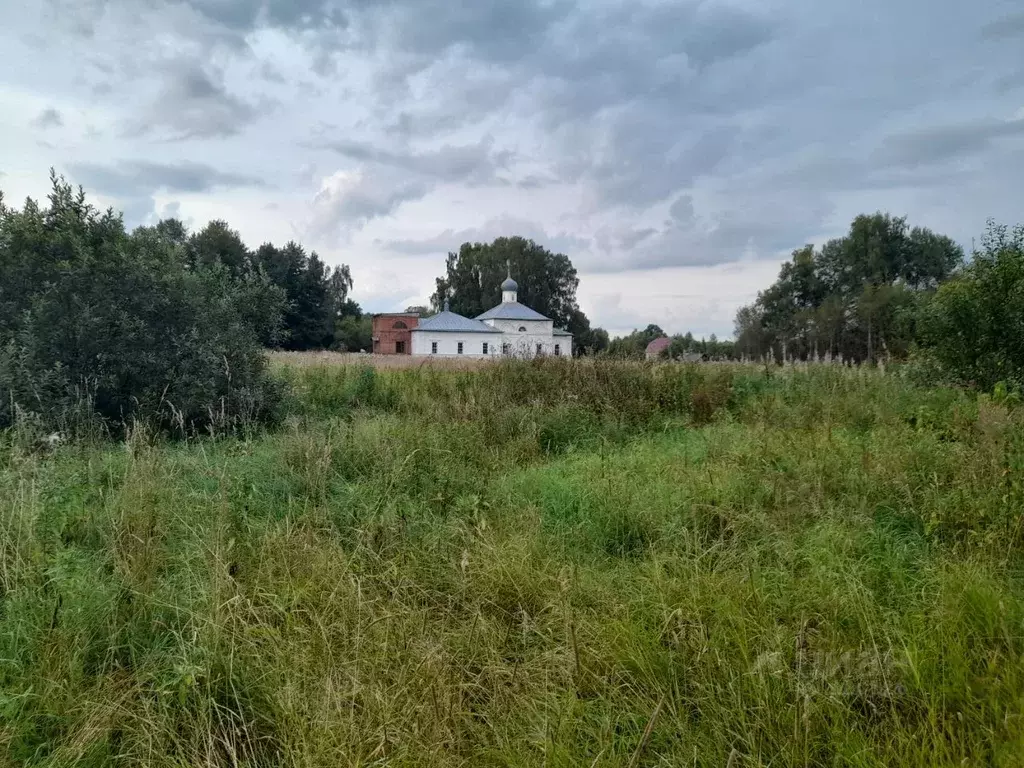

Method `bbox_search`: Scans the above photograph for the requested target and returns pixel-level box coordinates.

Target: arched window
[518,326,527,332]
[393,320,408,329]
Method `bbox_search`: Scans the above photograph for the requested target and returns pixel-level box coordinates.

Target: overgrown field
[2,360,1023,767]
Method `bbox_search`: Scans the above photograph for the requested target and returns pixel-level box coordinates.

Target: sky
[1,0,1022,339]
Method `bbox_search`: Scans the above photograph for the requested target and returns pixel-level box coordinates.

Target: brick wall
[372,314,419,354]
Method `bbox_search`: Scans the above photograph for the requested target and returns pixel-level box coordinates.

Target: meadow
[1,358,1023,767]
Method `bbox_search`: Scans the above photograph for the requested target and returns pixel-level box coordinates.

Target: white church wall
[481,318,565,358]
[411,333,503,357]
[500,334,559,358]
[484,318,553,335]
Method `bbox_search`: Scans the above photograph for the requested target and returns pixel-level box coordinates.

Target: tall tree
[187,220,251,277]
[734,212,963,363]
[431,236,584,332]
[253,243,351,350]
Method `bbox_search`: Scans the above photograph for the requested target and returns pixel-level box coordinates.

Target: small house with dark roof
[410,266,573,358]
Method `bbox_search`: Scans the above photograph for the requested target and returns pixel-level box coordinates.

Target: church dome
[501,276,518,291]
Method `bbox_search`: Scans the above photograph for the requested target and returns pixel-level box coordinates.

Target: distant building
[645,337,671,360]
[372,312,419,354]
[410,268,573,358]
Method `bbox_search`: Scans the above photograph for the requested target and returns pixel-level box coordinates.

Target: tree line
[0,173,374,434]
[2,172,1022,436]
[612,212,1024,393]
[729,211,1024,391]
[146,216,369,353]
[0,173,614,434]
[732,213,963,363]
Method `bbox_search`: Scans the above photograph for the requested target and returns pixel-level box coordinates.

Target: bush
[918,221,1024,391]
[0,174,284,436]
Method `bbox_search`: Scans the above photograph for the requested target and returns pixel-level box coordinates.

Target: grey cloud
[70,160,266,197]
[996,68,1024,92]
[378,216,590,257]
[307,137,516,234]
[581,124,739,208]
[126,60,259,140]
[517,174,557,190]
[309,170,429,241]
[32,108,64,130]
[675,3,776,69]
[981,12,1024,40]
[876,118,1024,169]
[617,227,657,250]
[669,195,694,224]
[374,0,572,65]
[586,188,834,274]
[180,0,570,69]
[186,0,348,33]
[323,137,513,185]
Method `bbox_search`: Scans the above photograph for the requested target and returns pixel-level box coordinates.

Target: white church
[411,271,573,358]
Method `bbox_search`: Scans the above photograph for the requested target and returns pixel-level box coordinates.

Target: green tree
[734,212,962,362]
[0,173,282,434]
[254,243,350,350]
[607,325,666,358]
[431,236,585,331]
[328,264,354,318]
[919,221,1024,389]
[333,311,372,352]
[187,220,252,277]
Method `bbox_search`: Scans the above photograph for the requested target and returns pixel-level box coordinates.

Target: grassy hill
[1,360,1022,766]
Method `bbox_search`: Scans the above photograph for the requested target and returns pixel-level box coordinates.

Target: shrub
[918,220,1024,391]
[0,174,284,436]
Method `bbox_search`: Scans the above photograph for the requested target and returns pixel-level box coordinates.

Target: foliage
[0,174,284,435]
[606,324,665,357]
[431,236,599,345]
[2,359,1024,765]
[734,213,963,362]
[663,332,737,360]
[918,221,1024,390]
[253,241,351,350]
[332,310,373,353]
[169,219,357,351]
[575,323,610,355]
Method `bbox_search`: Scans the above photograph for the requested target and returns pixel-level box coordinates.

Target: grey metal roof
[553,327,573,336]
[476,301,550,321]
[412,310,497,333]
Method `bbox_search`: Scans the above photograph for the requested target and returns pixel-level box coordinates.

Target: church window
[482,342,489,354]
[518,326,527,332]
[393,320,408,329]
[536,343,543,356]
[431,342,437,354]
[502,343,510,355]
[457,342,464,354]
[554,344,560,356]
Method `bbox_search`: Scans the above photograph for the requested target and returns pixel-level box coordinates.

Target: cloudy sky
[2,0,1022,337]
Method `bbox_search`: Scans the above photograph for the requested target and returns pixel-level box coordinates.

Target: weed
[2,359,1023,765]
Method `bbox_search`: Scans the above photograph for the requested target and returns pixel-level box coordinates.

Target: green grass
[2,359,1023,766]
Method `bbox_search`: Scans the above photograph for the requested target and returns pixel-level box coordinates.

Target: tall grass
[1,359,1022,766]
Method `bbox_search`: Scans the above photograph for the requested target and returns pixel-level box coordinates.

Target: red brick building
[372,313,419,354]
